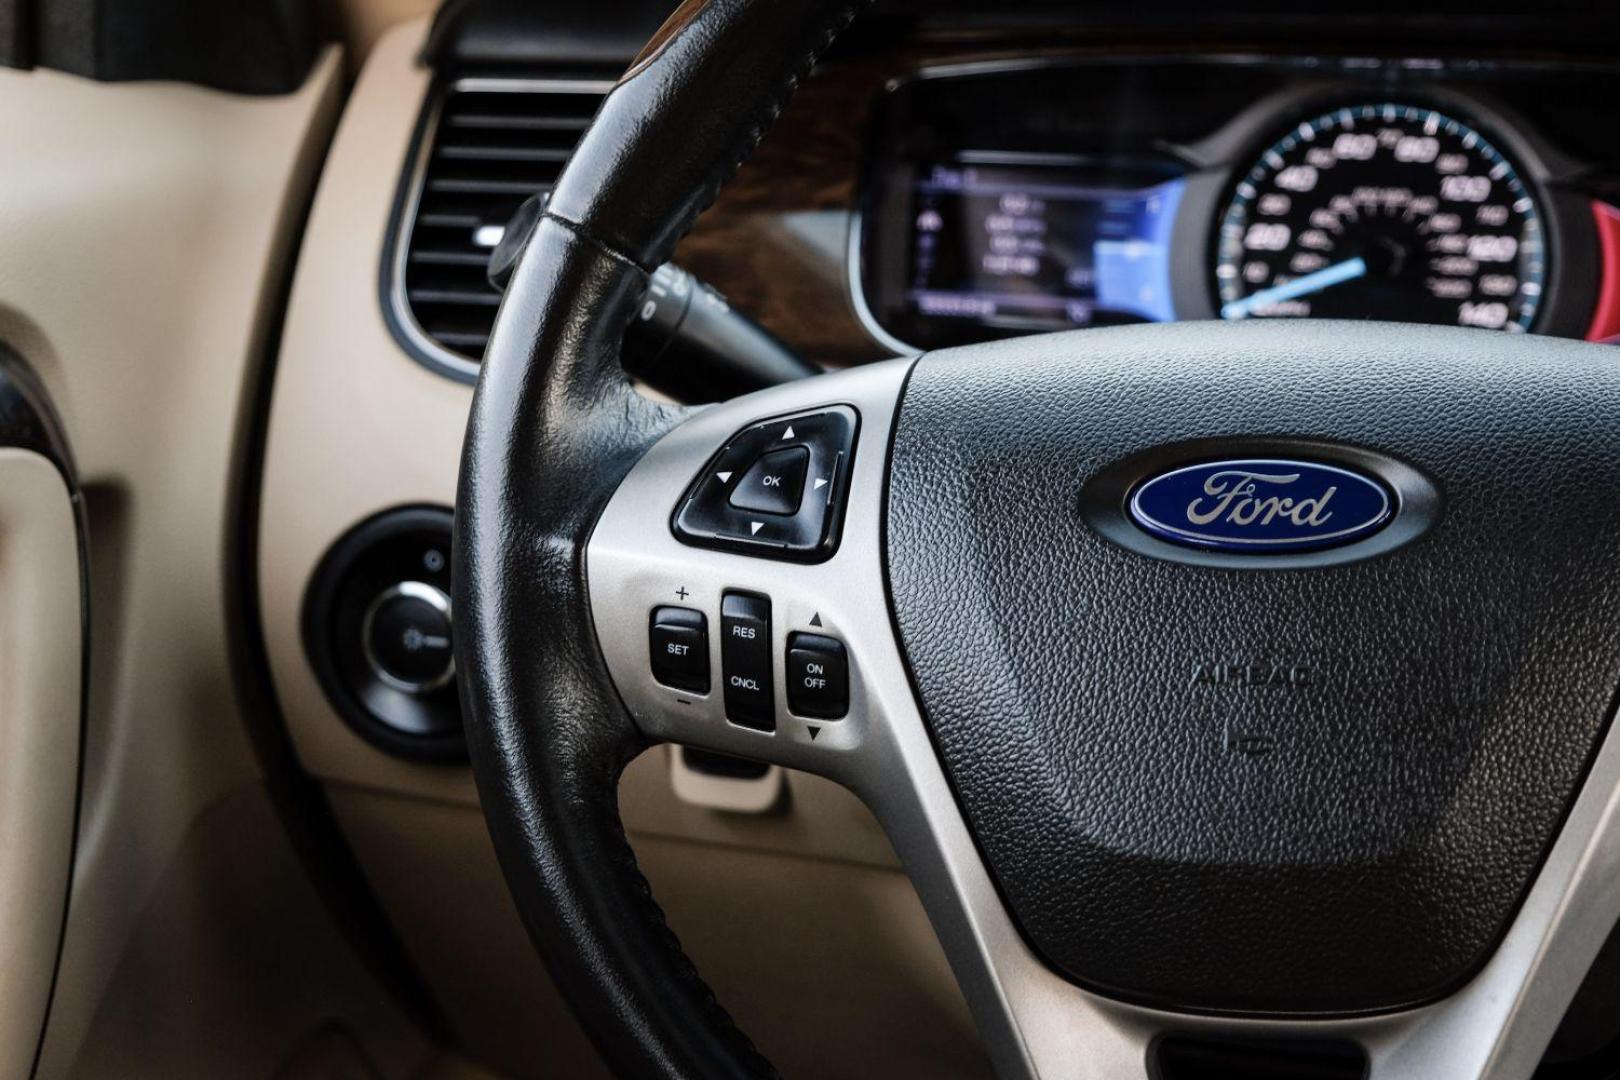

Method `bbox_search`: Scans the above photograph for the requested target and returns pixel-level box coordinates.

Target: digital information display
[904,160,1185,333]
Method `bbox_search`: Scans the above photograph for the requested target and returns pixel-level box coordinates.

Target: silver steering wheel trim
[587,357,1620,1080]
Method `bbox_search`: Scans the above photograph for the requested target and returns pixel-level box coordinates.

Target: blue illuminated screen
[906,159,1185,331]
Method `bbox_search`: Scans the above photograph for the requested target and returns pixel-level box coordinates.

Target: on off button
[787,632,848,719]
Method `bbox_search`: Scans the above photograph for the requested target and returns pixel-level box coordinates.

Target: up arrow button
[728,446,809,516]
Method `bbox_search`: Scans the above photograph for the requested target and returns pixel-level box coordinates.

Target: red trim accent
[1586,201,1620,343]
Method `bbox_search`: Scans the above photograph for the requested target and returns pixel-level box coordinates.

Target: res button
[721,592,774,730]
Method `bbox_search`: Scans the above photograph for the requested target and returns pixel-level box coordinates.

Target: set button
[649,607,709,694]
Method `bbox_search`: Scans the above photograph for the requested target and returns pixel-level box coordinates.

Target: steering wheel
[453,1,1620,1076]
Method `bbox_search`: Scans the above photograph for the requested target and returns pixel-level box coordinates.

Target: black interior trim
[2,0,321,94]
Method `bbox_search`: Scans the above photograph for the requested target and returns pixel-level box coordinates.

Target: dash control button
[787,633,848,719]
[363,582,455,694]
[650,607,709,694]
[721,592,774,730]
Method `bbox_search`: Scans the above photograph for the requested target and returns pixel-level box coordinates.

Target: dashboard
[853,56,1620,352]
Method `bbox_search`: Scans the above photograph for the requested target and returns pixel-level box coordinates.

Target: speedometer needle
[1221,256,1368,320]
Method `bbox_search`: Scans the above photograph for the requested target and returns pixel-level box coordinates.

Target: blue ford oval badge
[1128,458,1393,553]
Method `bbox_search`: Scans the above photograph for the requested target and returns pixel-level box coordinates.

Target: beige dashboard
[0,43,450,1079]
[257,18,987,1078]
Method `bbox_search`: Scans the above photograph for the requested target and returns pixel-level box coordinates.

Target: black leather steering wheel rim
[454,2,867,1076]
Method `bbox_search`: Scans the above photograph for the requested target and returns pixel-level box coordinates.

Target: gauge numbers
[1215,103,1546,332]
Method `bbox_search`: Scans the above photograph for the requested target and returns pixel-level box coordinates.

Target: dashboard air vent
[391,77,613,380]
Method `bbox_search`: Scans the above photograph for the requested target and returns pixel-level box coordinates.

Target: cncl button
[786,632,848,719]
[721,592,774,731]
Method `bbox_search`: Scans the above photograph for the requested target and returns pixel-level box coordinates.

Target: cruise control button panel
[672,407,857,562]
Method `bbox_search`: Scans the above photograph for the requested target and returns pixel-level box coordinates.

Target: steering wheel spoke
[589,360,908,773]
[587,352,1620,1080]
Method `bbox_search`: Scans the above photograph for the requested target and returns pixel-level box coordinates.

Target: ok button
[729,446,809,516]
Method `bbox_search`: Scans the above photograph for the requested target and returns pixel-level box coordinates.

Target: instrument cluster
[855,56,1620,351]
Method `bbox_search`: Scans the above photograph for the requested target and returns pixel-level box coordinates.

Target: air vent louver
[394,78,612,377]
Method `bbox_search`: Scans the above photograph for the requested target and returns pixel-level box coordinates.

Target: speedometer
[1214,103,1546,332]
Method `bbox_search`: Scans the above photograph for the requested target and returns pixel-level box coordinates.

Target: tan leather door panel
[0,448,81,1079]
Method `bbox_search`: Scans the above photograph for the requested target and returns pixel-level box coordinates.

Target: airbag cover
[884,320,1620,1013]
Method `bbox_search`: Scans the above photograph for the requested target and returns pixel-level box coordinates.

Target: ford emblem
[1127,458,1393,553]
